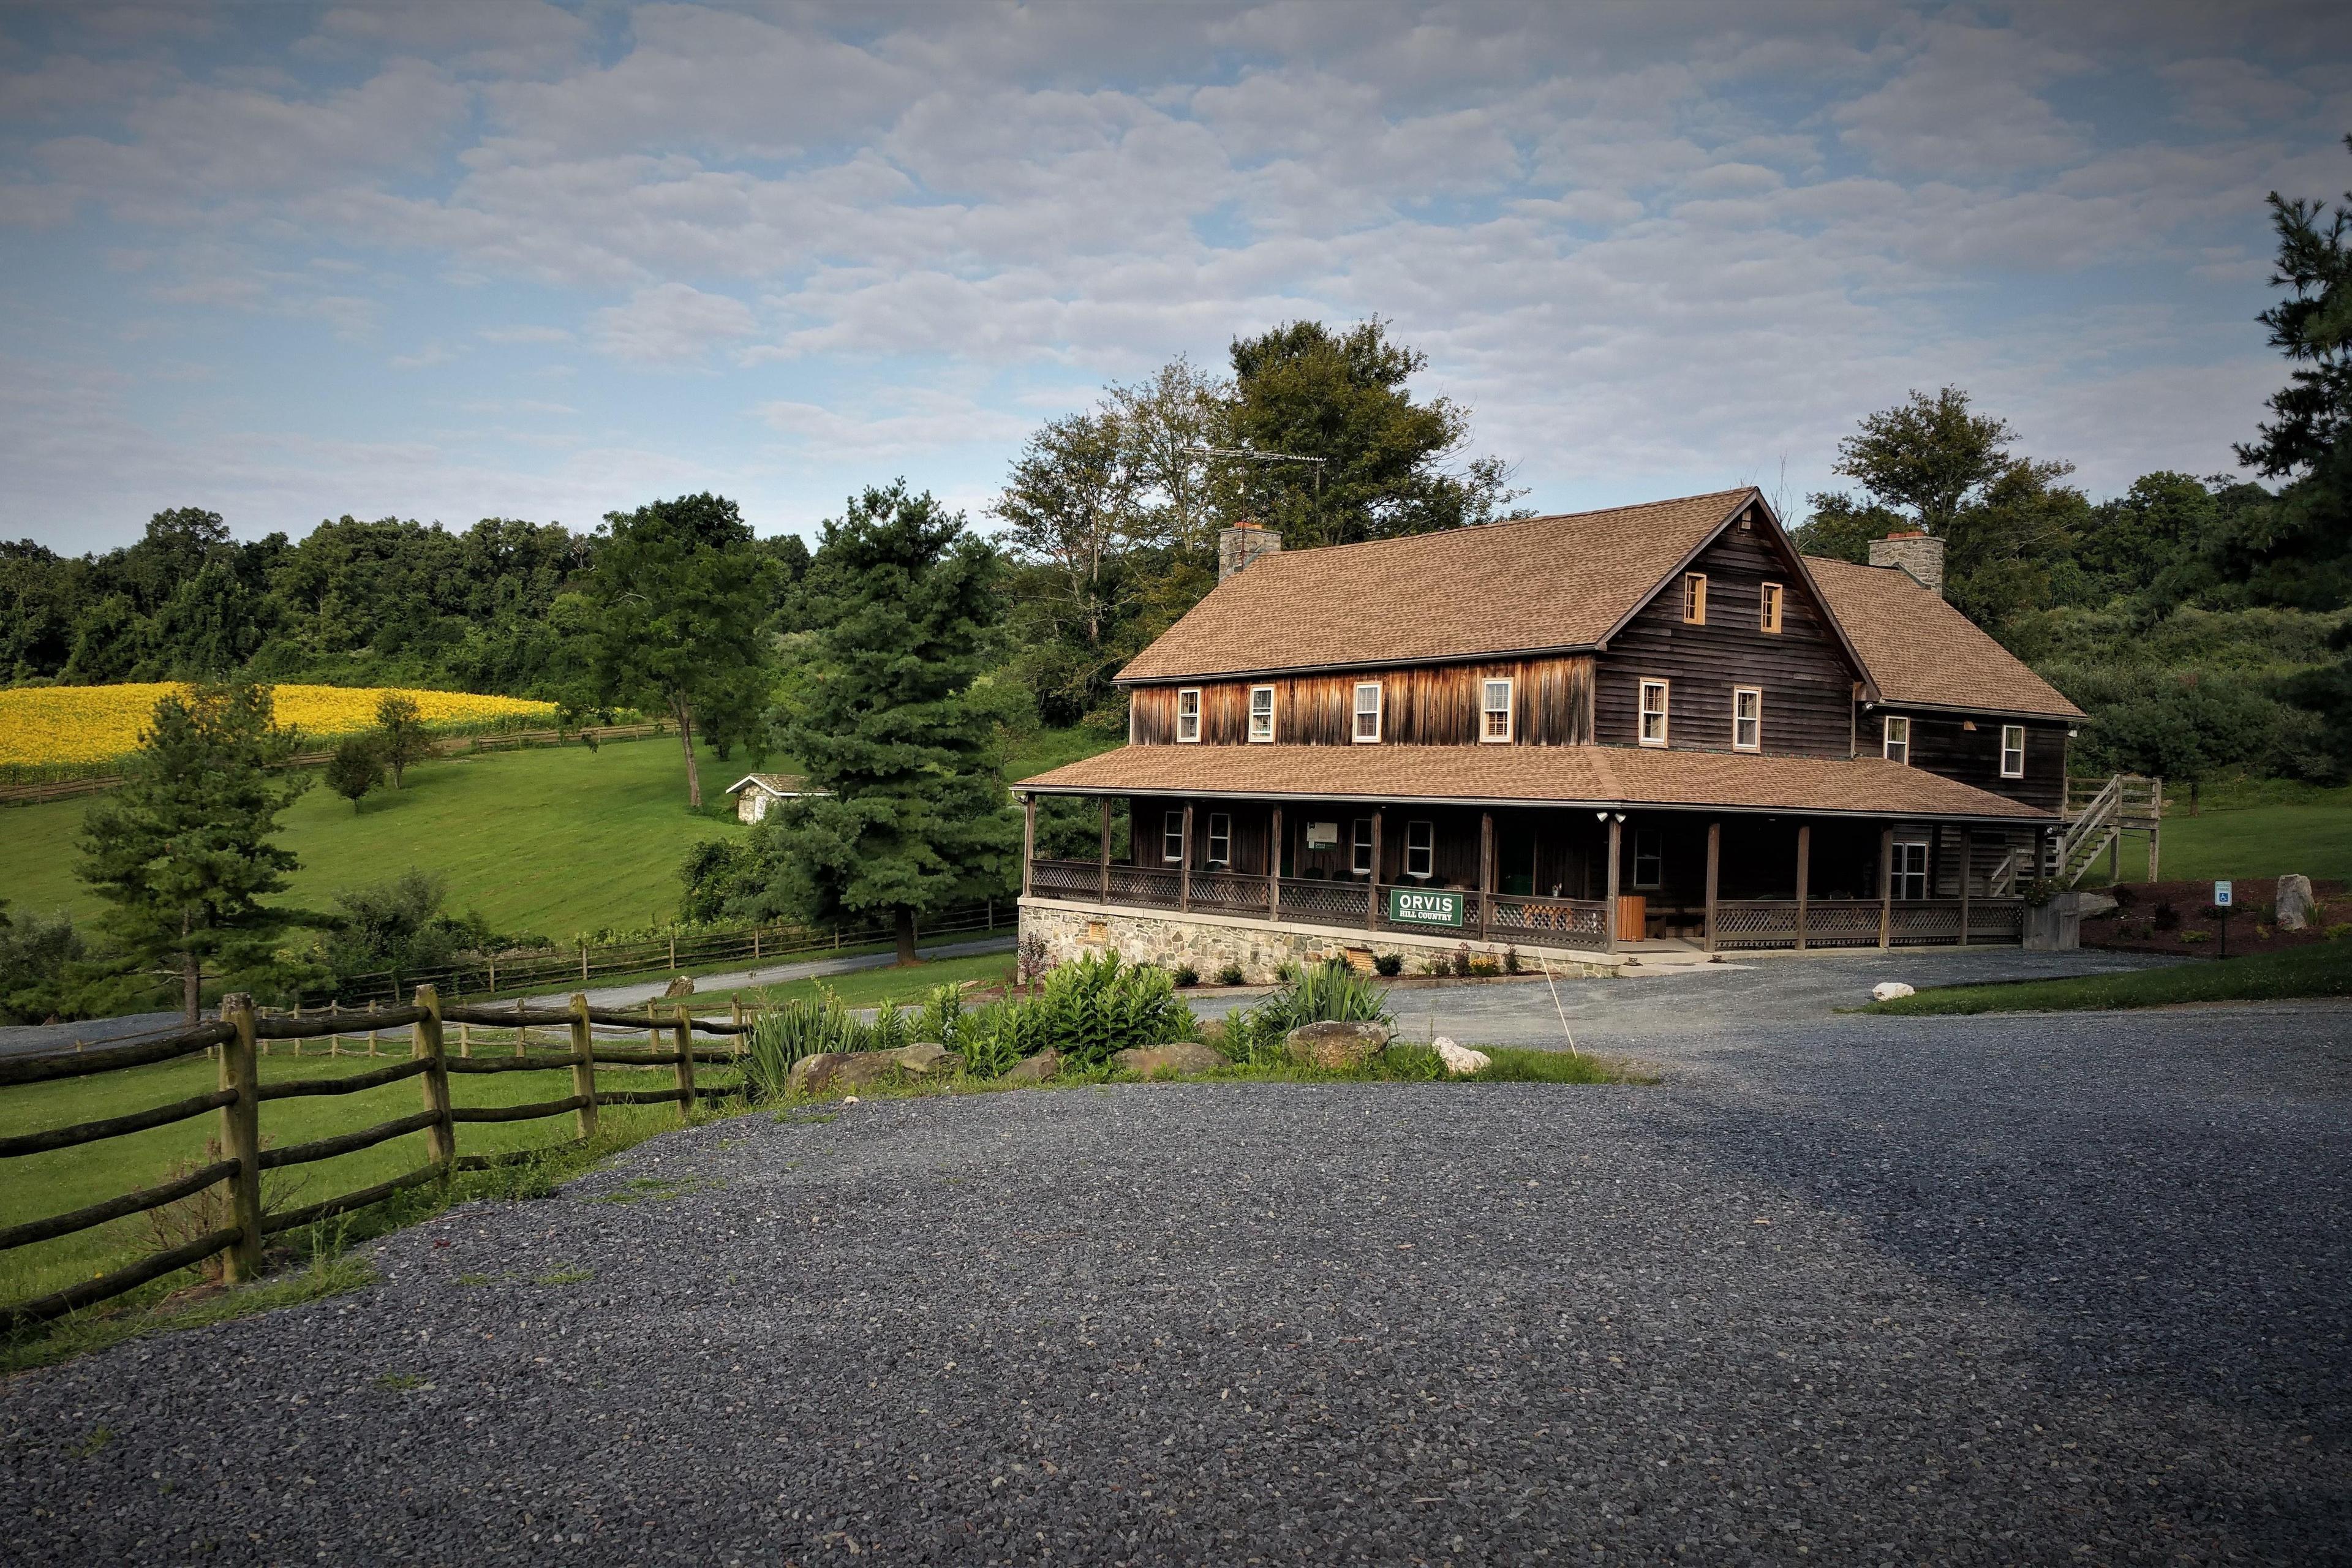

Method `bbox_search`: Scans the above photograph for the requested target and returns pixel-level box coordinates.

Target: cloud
[303,2,590,77]
[590,282,758,363]
[479,323,573,344]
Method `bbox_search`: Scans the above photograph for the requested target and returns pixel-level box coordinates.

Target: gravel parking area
[5,997,2349,1563]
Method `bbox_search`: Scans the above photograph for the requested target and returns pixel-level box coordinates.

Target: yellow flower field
[0,684,556,770]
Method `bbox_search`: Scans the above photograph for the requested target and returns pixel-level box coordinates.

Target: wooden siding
[1593,521,1860,759]
[1868,709,2068,813]
[1128,657,1595,747]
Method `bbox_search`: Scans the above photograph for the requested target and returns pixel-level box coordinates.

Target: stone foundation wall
[1019,899,1615,984]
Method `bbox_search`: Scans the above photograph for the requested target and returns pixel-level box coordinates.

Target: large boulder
[2277,874,2317,932]
[1871,982,1915,1001]
[1111,1041,1227,1078]
[662,974,695,998]
[1003,1049,1061,1084]
[1432,1036,1491,1077]
[891,1042,961,1079]
[1284,1020,1390,1069]
[788,1050,906,1097]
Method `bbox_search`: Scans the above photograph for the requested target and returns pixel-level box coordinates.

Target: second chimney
[1869,530,1945,597]
[1218,519,1281,582]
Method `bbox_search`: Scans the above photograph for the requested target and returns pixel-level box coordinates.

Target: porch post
[1180,802,1193,913]
[1479,810,1494,943]
[1794,823,1811,951]
[1877,824,1894,949]
[1099,798,1112,903]
[1268,805,1283,919]
[1367,809,1383,930]
[1604,815,1622,955]
[1959,827,1972,947]
[1703,820,1721,956]
[1020,794,1035,898]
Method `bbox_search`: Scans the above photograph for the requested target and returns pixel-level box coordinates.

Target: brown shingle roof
[1117,488,1758,681]
[1016,744,2052,821]
[1803,557,2084,720]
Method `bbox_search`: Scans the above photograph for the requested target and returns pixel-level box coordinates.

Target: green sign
[1387,888,1464,927]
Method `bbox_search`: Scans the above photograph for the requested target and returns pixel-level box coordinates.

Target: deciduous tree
[375,691,428,788]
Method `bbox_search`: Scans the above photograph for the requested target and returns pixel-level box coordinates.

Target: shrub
[1450,944,1473,978]
[1422,953,1451,976]
[0,901,85,1025]
[2179,929,2212,944]
[1172,963,1200,988]
[2328,922,2352,940]
[1227,959,1395,1065]
[1467,957,1500,977]
[744,990,899,1096]
[2152,901,2181,930]
[1502,945,1523,974]
[145,1136,304,1280]
[1372,952,1404,977]
[2109,884,2139,910]
[1216,962,1245,986]
[1026,952,1196,1068]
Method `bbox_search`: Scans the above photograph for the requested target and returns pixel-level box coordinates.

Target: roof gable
[1117,488,1760,682]
[1803,556,2084,720]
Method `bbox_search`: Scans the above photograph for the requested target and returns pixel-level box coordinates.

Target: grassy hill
[2079,779,2352,887]
[0,735,753,939]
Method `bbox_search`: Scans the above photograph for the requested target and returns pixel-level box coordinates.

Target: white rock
[2277,873,2316,932]
[1433,1036,1491,1076]
[1871,982,1915,1001]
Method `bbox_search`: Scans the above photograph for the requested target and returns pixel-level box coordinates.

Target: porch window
[1176,688,1201,743]
[1404,820,1434,880]
[1480,679,1512,742]
[1354,682,1382,743]
[1760,582,1784,633]
[1351,817,1375,878]
[1883,714,1910,764]
[1162,810,1185,863]
[1248,686,1275,743]
[2000,723,2026,778]
[1683,573,1707,625]
[1206,812,1232,867]
[1891,837,1929,900]
[1733,687,1762,752]
[1632,827,1663,889]
[1638,679,1669,746]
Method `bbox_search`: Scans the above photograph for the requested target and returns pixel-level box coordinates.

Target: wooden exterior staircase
[2052,775,2163,887]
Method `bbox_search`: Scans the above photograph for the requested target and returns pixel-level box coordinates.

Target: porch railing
[1712,897,2024,951]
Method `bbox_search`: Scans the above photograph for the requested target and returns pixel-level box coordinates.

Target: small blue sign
[2213,881,2233,908]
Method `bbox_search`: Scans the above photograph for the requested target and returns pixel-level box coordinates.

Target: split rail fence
[0,985,758,1335]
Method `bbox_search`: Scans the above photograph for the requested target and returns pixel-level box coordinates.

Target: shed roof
[1117,488,1760,682]
[726,773,806,796]
[1015,744,2052,822]
[1802,557,2085,720]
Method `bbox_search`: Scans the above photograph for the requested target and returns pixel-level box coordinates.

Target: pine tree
[748,482,1019,964]
[77,683,309,1022]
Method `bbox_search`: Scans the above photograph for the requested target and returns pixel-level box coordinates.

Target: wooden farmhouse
[1011,488,2089,978]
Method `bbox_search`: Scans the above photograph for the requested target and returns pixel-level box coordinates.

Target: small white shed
[725,773,814,824]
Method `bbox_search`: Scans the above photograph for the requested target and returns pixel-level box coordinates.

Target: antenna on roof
[1188,445,1325,537]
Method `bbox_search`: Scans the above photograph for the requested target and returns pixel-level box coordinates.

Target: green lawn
[1,1047,740,1308]
[2082,782,2352,887]
[692,951,1019,1011]
[1865,940,2352,1016]
[0,734,755,939]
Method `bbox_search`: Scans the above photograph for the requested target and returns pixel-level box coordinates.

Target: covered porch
[1019,794,2041,956]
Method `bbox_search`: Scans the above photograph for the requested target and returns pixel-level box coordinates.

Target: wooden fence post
[219,993,264,1286]
[415,985,456,1172]
[730,998,745,1060]
[459,1020,472,1058]
[671,1006,696,1122]
[488,953,497,994]
[513,997,528,1060]
[581,943,589,983]
[368,999,381,1058]
[668,933,677,971]
[569,993,598,1144]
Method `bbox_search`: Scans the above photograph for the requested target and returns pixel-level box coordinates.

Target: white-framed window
[1205,812,1232,867]
[1353,682,1382,744]
[1404,820,1434,880]
[1632,827,1663,889]
[1162,810,1185,863]
[1733,687,1762,752]
[1351,817,1376,878]
[1175,688,1201,743]
[1760,582,1784,634]
[1480,678,1512,742]
[1638,679,1670,747]
[1890,837,1929,900]
[1883,714,1910,765]
[1247,685,1275,743]
[2000,723,2026,778]
[1683,573,1707,625]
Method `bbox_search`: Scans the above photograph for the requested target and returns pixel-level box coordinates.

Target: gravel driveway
[5,996,2349,1563]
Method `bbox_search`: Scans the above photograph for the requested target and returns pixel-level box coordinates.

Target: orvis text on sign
[1387,888,1464,927]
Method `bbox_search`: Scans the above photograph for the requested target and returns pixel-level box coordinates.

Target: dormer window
[1682,573,1707,625]
[1480,679,1512,742]
[1248,685,1275,743]
[1175,688,1201,743]
[1760,582,1784,634]
[1353,682,1382,744]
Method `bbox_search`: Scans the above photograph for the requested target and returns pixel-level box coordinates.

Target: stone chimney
[1217,519,1281,582]
[1869,529,1945,597]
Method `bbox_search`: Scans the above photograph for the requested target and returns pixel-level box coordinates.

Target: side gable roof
[1803,556,2086,720]
[1117,487,1760,682]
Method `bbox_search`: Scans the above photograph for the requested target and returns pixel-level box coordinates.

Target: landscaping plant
[1225,959,1394,1066]
[1023,952,1196,1068]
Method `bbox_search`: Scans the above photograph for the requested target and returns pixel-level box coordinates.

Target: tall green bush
[1226,960,1394,1065]
[1025,953,1196,1068]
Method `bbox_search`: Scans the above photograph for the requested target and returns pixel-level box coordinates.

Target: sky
[1,1,2346,555]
